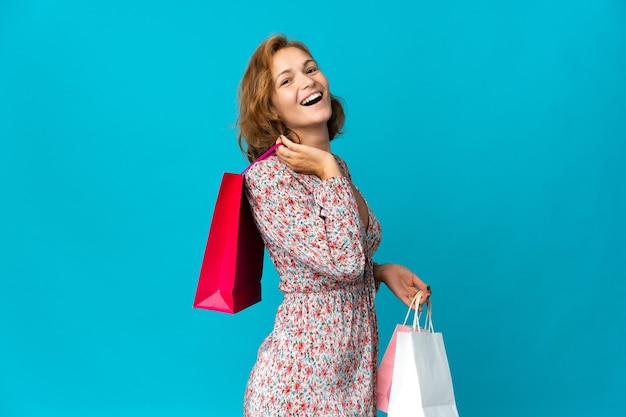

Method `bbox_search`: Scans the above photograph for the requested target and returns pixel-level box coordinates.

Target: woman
[237,35,431,417]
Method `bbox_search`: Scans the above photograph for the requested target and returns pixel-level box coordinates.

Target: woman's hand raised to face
[275,135,342,180]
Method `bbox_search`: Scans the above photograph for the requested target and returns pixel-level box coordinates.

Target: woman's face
[270,47,332,134]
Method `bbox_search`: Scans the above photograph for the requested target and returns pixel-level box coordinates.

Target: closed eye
[280,78,291,86]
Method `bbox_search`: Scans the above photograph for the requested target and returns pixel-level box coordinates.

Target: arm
[245,158,366,281]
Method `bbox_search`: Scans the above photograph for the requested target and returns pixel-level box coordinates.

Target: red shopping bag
[193,144,279,314]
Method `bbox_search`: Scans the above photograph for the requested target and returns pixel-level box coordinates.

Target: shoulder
[244,156,292,191]
[333,154,352,179]
[245,155,288,178]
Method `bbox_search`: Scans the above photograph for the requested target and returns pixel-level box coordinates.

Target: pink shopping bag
[377,324,412,412]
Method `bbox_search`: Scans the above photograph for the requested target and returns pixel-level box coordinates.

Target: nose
[300,73,315,90]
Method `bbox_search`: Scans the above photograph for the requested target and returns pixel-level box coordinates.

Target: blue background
[1,1,624,416]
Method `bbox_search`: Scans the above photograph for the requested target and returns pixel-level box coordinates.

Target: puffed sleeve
[245,157,365,281]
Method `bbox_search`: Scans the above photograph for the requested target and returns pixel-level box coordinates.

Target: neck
[291,124,331,152]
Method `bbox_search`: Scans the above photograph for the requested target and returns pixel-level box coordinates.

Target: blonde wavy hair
[237,35,345,162]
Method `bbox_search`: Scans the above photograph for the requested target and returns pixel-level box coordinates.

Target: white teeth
[301,92,322,105]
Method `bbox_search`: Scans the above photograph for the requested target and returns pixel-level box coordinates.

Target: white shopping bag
[387,294,459,417]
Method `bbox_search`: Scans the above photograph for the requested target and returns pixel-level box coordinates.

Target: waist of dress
[273,285,378,338]
[280,279,375,294]
[280,283,376,307]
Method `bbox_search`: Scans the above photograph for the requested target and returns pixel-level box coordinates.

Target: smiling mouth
[300,92,323,106]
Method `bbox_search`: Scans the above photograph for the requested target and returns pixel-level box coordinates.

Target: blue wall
[1,1,624,416]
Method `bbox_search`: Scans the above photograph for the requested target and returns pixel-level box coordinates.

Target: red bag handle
[241,143,281,175]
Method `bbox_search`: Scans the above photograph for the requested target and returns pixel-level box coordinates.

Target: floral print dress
[243,155,382,417]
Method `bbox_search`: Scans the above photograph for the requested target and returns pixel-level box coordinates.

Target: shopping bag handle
[402,291,434,333]
[241,143,282,175]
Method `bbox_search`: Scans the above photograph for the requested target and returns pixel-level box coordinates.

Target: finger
[275,145,285,160]
[404,290,419,310]
[277,145,296,161]
[411,274,424,289]
[412,274,425,287]
[275,146,291,165]
[274,136,286,156]
[408,284,426,305]
[414,277,431,295]
[277,137,294,159]
[279,134,295,147]
[404,293,418,309]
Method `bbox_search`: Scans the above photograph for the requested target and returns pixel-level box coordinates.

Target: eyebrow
[275,59,317,83]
